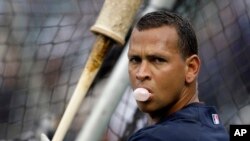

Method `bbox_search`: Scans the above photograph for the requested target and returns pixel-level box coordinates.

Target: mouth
[133,87,152,102]
[135,86,152,93]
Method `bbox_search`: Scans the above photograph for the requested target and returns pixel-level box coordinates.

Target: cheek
[155,68,185,93]
[128,68,136,88]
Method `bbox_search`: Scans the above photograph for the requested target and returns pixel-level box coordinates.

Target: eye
[129,56,141,64]
[150,56,166,64]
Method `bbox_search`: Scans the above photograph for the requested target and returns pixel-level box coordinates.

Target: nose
[136,61,150,82]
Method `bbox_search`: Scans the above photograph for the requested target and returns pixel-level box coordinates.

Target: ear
[185,55,200,84]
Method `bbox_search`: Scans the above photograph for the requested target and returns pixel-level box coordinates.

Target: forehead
[129,26,180,53]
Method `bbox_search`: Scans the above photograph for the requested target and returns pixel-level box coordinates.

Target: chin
[137,103,157,113]
[137,102,170,118]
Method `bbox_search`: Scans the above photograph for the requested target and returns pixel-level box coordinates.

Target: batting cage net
[0,0,250,141]
[0,0,106,140]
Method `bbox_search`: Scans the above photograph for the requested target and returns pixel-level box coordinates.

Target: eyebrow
[128,52,168,60]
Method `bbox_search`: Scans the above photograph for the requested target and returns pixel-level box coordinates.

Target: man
[127,11,229,141]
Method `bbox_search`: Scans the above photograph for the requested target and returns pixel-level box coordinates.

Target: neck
[149,83,199,124]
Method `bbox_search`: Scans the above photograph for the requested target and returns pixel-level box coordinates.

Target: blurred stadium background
[0,0,250,140]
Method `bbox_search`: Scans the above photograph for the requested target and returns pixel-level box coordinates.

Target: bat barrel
[91,0,143,45]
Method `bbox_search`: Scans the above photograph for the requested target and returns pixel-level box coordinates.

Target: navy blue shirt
[128,103,229,141]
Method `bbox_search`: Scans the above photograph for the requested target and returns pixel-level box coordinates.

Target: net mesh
[1,0,250,141]
[0,0,105,140]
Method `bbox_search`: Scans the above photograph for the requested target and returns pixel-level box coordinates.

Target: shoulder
[128,122,199,141]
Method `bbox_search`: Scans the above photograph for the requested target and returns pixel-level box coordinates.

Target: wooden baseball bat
[47,0,142,141]
[51,35,112,141]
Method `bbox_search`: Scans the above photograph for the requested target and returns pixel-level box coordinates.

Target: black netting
[0,0,104,140]
[1,0,250,141]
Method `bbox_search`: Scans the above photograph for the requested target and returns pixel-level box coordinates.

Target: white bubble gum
[133,88,152,102]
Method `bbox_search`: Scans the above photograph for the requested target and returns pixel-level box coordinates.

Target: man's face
[128,26,188,114]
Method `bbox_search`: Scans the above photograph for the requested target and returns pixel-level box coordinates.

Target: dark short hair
[135,11,198,58]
